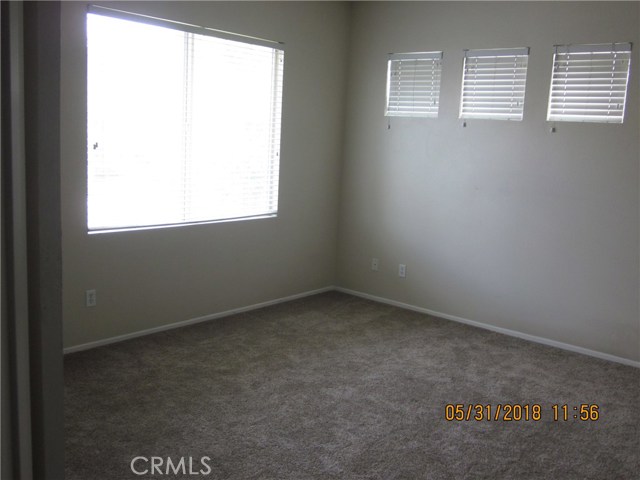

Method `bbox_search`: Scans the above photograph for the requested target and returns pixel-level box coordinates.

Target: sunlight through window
[87,11,284,231]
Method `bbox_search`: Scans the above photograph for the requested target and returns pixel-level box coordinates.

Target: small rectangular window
[87,7,284,232]
[547,43,632,124]
[386,52,443,118]
[460,47,529,121]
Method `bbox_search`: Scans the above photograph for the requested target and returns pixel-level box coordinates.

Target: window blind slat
[465,47,529,58]
[554,42,631,54]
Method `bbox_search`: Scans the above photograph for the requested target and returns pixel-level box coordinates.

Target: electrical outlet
[86,289,97,307]
[398,264,406,278]
[371,258,379,271]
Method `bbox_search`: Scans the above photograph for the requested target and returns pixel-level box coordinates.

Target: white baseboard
[65,284,640,368]
[335,287,640,369]
[63,286,335,354]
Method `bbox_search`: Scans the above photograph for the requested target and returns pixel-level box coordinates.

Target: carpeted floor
[65,291,640,479]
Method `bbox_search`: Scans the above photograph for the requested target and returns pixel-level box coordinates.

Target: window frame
[86,5,285,233]
[385,51,443,118]
[459,47,530,121]
[546,42,632,124]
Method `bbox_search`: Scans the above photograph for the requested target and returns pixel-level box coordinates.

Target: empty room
[2,1,639,479]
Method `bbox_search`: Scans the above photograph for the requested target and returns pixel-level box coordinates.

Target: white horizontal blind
[460,47,529,121]
[386,52,443,118]
[547,43,632,123]
[87,11,284,231]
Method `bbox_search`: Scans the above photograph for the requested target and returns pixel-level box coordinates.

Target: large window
[87,8,284,232]
[547,43,632,124]
[385,52,443,118]
[459,47,529,121]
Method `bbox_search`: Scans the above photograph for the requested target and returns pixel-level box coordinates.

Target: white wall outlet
[86,289,97,307]
[398,264,406,278]
[371,258,379,271]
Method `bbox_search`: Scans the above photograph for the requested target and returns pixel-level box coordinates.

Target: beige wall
[338,1,640,361]
[62,1,640,364]
[61,1,351,348]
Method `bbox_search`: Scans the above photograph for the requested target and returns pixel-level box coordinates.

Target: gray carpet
[65,291,640,479]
